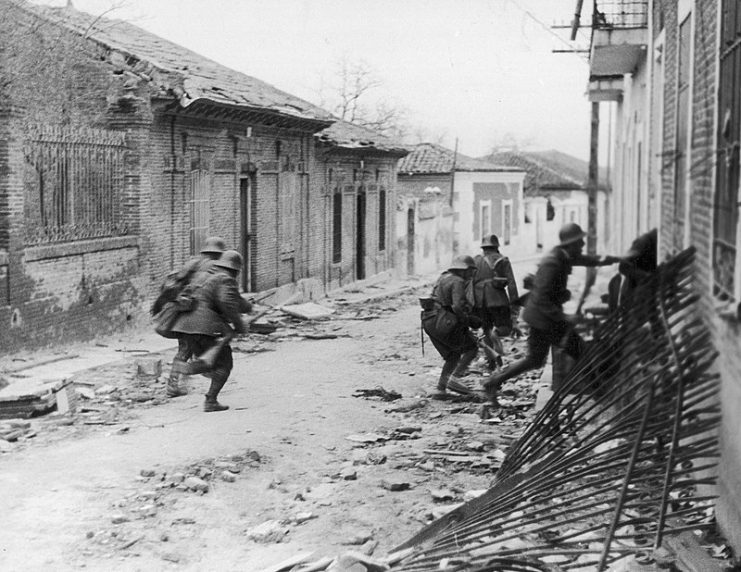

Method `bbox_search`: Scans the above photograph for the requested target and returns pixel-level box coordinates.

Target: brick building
[0,1,405,352]
[397,143,525,272]
[579,0,741,550]
[314,119,408,289]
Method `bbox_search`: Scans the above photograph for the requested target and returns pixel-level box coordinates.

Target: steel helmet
[214,250,243,272]
[448,255,477,271]
[480,234,500,249]
[200,236,226,254]
[558,223,587,246]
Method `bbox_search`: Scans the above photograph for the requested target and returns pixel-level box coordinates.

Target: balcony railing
[593,0,648,29]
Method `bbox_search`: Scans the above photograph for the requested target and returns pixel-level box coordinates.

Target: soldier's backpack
[150,264,199,316]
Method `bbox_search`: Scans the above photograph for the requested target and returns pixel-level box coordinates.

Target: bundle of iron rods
[392,248,719,572]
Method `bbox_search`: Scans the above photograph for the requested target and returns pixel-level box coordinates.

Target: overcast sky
[34,0,597,160]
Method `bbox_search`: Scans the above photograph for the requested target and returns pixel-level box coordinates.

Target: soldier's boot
[482,373,503,407]
[436,358,458,392]
[447,349,480,395]
[166,360,188,398]
[204,372,229,413]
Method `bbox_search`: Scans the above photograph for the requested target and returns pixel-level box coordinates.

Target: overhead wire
[504,0,590,63]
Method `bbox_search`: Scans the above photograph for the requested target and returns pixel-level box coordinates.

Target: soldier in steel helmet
[472,234,520,369]
[421,254,483,397]
[153,236,227,398]
[168,250,247,412]
[482,223,622,405]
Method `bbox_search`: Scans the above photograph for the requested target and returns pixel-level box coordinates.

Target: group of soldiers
[152,238,250,413]
[150,224,657,413]
[422,222,634,405]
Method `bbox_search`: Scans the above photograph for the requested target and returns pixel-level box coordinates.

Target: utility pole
[577,100,600,314]
[587,101,599,256]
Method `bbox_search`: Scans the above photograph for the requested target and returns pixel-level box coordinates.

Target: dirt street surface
[0,278,548,572]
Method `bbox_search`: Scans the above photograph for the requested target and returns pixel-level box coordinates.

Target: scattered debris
[280,302,335,321]
[352,387,402,402]
[346,433,387,444]
[246,520,289,543]
[0,377,73,419]
[384,399,427,413]
[341,530,374,546]
[380,479,411,492]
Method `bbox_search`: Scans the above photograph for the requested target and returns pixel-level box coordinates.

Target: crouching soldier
[167,250,247,412]
[421,255,481,397]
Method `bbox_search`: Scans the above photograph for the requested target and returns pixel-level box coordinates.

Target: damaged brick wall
[654,0,741,553]
[147,114,341,296]
[0,0,147,351]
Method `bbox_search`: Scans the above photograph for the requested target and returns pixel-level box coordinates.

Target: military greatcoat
[168,267,246,337]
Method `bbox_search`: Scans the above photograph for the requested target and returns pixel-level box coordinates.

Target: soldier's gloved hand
[601,255,623,265]
[558,289,572,304]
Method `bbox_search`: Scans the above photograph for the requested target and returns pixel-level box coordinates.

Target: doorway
[239,176,254,292]
[407,207,415,275]
[356,190,366,280]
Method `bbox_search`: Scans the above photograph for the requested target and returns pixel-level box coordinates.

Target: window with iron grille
[713,0,741,301]
[378,187,386,251]
[22,125,127,245]
[332,189,342,264]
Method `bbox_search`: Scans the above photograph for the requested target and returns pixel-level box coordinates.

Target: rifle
[187,292,303,373]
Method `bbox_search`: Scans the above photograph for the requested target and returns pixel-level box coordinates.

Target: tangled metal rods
[391,248,719,572]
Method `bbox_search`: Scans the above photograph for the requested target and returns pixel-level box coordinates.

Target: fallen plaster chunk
[280,302,335,320]
[246,520,289,543]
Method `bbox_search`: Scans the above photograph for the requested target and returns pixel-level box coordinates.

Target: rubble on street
[0,264,736,571]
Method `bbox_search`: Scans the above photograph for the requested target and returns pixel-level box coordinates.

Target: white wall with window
[502,199,513,246]
[480,200,492,239]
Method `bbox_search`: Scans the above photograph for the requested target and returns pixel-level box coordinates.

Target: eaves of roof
[316,118,409,157]
[16,0,333,130]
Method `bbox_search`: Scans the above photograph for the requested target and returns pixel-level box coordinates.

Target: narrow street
[0,281,540,571]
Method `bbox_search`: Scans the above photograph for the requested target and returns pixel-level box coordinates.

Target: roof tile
[398,143,522,174]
